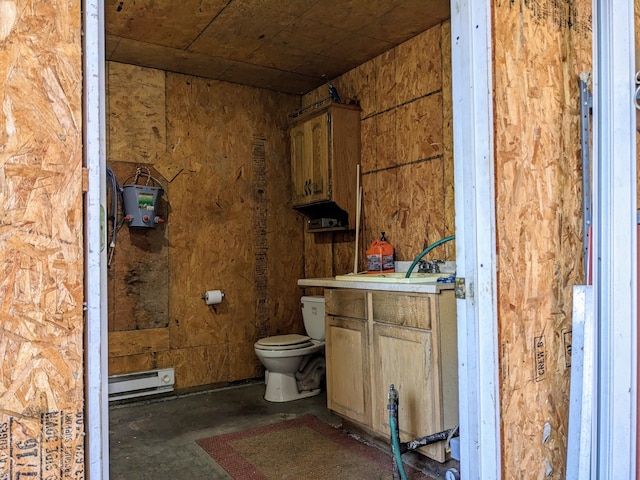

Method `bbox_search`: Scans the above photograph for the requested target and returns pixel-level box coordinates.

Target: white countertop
[297,277,455,294]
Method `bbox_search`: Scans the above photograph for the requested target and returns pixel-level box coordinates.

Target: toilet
[254,295,326,402]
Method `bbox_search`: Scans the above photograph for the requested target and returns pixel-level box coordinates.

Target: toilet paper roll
[204,290,224,305]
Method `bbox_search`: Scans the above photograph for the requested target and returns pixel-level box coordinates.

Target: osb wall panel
[107,61,301,389]
[301,23,454,276]
[493,1,591,478]
[106,162,169,333]
[0,0,85,477]
[108,328,169,357]
[107,62,166,164]
[166,74,300,387]
[441,22,455,256]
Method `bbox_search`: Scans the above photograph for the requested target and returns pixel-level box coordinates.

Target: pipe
[404,429,453,451]
[388,385,408,480]
[405,235,456,278]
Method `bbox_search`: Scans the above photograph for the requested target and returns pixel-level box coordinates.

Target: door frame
[450,1,502,478]
[83,0,109,478]
[592,1,637,477]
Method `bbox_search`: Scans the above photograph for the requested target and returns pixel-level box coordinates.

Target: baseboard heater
[108,368,175,402]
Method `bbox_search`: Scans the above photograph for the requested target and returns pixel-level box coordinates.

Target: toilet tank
[301,295,325,341]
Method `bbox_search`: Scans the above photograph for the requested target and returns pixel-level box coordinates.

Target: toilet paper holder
[201,290,225,313]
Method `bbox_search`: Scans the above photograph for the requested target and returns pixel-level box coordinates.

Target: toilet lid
[255,334,313,350]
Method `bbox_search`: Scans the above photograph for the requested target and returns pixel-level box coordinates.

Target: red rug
[196,414,432,479]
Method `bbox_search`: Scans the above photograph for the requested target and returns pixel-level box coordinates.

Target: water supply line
[387,384,460,480]
[405,235,456,278]
[388,385,408,480]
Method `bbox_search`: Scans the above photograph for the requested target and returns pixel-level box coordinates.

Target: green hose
[405,235,456,278]
[389,415,408,480]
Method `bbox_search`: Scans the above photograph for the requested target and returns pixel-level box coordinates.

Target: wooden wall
[493,1,592,478]
[300,23,455,279]
[0,0,85,477]
[106,62,302,389]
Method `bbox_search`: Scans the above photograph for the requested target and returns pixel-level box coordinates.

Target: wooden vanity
[298,277,458,463]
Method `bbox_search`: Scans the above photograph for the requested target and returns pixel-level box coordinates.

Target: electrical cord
[106,165,124,267]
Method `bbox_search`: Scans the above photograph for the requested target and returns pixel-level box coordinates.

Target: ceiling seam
[185,0,234,50]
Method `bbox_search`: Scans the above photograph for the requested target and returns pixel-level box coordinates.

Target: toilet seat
[255,334,313,351]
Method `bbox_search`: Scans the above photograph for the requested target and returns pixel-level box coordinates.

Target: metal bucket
[122,184,163,228]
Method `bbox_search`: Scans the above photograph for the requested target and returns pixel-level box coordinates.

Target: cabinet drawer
[325,289,367,319]
[371,292,434,330]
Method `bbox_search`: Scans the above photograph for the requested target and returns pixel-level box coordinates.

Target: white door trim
[451,1,501,479]
[592,1,637,478]
[84,0,109,478]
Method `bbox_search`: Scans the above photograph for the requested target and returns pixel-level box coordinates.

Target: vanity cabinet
[370,292,457,462]
[324,287,458,463]
[289,103,360,231]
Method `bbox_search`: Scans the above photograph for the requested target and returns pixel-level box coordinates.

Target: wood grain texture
[395,24,442,105]
[107,62,166,164]
[107,162,169,332]
[0,0,85,475]
[108,328,170,357]
[441,22,455,258]
[325,289,367,319]
[325,316,370,425]
[300,22,454,279]
[493,1,591,477]
[371,292,433,330]
[107,63,303,386]
[371,324,439,460]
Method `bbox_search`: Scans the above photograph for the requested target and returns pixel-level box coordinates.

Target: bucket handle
[122,166,163,188]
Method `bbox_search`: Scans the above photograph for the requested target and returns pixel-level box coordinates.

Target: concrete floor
[109,382,457,479]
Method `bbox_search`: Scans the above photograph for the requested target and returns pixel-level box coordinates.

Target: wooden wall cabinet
[324,287,458,463]
[289,102,361,231]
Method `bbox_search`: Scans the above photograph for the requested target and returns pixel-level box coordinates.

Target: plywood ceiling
[105,0,450,95]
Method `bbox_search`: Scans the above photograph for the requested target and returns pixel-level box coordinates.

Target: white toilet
[254,295,326,402]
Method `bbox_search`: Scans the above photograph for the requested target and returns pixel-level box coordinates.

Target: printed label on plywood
[0,411,85,479]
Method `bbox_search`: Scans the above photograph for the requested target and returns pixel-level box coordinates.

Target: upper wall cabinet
[289,102,361,232]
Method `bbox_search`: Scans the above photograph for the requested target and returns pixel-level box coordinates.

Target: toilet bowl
[254,296,326,402]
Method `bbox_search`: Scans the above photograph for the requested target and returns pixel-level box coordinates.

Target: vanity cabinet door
[371,323,446,462]
[325,316,370,426]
